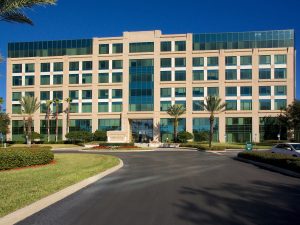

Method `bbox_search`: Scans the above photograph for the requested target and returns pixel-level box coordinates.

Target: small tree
[177,131,193,143]
[53,98,60,142]
[64,97,72,134]
[66,131,93,143]
[0,112,10,135]
[0,97,3,111]
[45,100,53,142]
[19,96,40,145]
[203,96,226,148]
[167,104,186,142]
[94,130,107,141]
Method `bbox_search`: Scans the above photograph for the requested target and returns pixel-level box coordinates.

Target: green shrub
[65,131,93,143]
[237,151,300,173]
[97,142,134,147]
[194,131,209,142]
[93,130,107,141]
[179,143,225,150]
[0,147,54,170]
[177,131,194,143]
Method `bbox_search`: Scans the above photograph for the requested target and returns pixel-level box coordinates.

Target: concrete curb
[0,159,124,225]
[234,157,300,178]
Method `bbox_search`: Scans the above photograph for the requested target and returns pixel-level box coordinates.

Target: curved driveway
[17,150,300,225]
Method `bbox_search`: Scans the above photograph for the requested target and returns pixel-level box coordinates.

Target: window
[225,56,237,66]
[112,89,122,98]
[207,57,218,66]
[226,87,237,96]
[112,43,123,54]
[12,76,22,86]
[175,88,186,97]
[40,75,50,85]
[98,102,109,112]
[275,86,287,96]
[193,87,204,97]
[41,63,50,72]
[275,99,287,110]
[129,42,154,53]
[193,100,204,111]
[99,44,109,54]
[98,90,109,99]
[69,61,79,71]
[161,41,171,52]
[240,69,252,80]
[12,92,22,101]
[160,71,172,81]
[25,76,34,85]
[82,103,92,113]
[175,58,186,67]
[160,58,171,68]
[259,55,271,65]
[82,73,92,84]
[274,54,287,64]
[53,102,62,113]
[207,70,218,80]
[53,91,63,100]
[193,70,204,80]
[240,56,252,65]
[40,103,47,113]
[98,73,109,83]
[112,102,122,112]
[25,92,34,98]
[259,99,271,110]
[70,103,79,113]
[226,117,252,143]
[112,72,122,83]
[226,100,237,110]
[241,100,252,110]
[12,64,22,73]
[274,68,286,79]
[69,90,79,100]
[52,74,62,84]
[175,41,186,51]
[259,86,271,96]
[225,69,237,80]
[40,91,50,100]
[161,88,171,97]
[160,101,171,111]
[112,60,123,69]
[98,119,121,131]
[175,100,186,108]
[82,90,92,99]
[99,60,109,70]
[69,74,79,84]
[240,86,252,96]
[12,104,22,114]
[193,57,204,67]
[54,62,63,72]
[82,61,92,70]
[175,71,186,81]
[25,63,34,73]
[207,87,219,96]
[259,69,271,79]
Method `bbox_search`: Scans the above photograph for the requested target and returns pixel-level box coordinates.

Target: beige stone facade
[6,30,295,143]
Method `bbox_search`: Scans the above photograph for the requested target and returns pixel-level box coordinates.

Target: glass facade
[129,42,154,53]
[161,41,171,52]
[193,30,294,50]
[207,70,218,80]
[160,118,186,142]
[131,119,153,143]
[112,72,123,83]
[274,68,287,79]
[40,119,62,141]
[225,69,237,80]
[226,117,252,143]
[193,70,204,80]
[69,119,92,132]
[175,41,186,51]
[240,69,252,80]
[260,117,287,141]
[240,56,252,65]
[112,43,123,54]
[129,59,154,111]
[98,119,121,131]
[160,71,171,81]
[112,102,122,112]
[193,118,219,142]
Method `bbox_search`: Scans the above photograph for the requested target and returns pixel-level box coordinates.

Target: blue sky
[0,0,299,108]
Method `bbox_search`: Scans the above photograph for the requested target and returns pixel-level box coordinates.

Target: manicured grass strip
[180,142,272,150]
[238,151,300,173]
[0,154,119,217]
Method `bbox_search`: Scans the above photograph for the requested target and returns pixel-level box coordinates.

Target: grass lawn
[9,144,80,149]
[0,154,119,217]
[180,142,273,150]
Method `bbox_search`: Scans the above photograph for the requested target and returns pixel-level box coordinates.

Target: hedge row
[0,147,54,170]
[237,151,300,173]
[179,143,226,150]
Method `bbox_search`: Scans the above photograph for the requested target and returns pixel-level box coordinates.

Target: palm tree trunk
[47,107,50,142]
[55,106,58,142]
[27,116,32,146]
[23,116,26,143]
[174,117,178,143]
[66,104,70,134]
[209,115,214,148]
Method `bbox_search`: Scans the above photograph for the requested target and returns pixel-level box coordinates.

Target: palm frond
[0,11,32,24]
[167,104,186,118]
[19,95,40,116]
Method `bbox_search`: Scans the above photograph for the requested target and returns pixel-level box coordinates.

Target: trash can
[245,142,253,151]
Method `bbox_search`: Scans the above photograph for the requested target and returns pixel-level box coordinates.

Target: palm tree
[45,100,53,142]
[0,97,3,111]
[19,96,40,145]
[64,97,72,134]
[167,104,186,142]
[203,96,226,148]
[53,98,60,142]
[0,0,56,25]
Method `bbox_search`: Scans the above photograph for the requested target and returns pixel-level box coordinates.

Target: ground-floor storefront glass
[69,119,92,132]
[259,117,287,142]
[226,117,252,143]
[160,118,186,142]
[193,118,219,142]
[130,119,153,143]
[98,119,121,131]
[11,120,34,142]
[40,119,62,141]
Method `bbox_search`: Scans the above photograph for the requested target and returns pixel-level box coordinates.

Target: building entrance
[130,119,153,143]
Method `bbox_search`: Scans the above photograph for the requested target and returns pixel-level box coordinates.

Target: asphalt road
[17,151,300,225]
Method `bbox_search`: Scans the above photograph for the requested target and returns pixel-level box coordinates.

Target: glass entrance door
[130,119,153,143]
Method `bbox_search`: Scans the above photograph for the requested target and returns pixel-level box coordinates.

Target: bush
[237,151,300,173]
[177,131,194,143]
[0,147,54,170]
[93,130,107,141]
[194,131,209,142]
[65,131,93,143]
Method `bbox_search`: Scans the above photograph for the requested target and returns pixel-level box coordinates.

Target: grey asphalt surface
[17,150,300,225]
